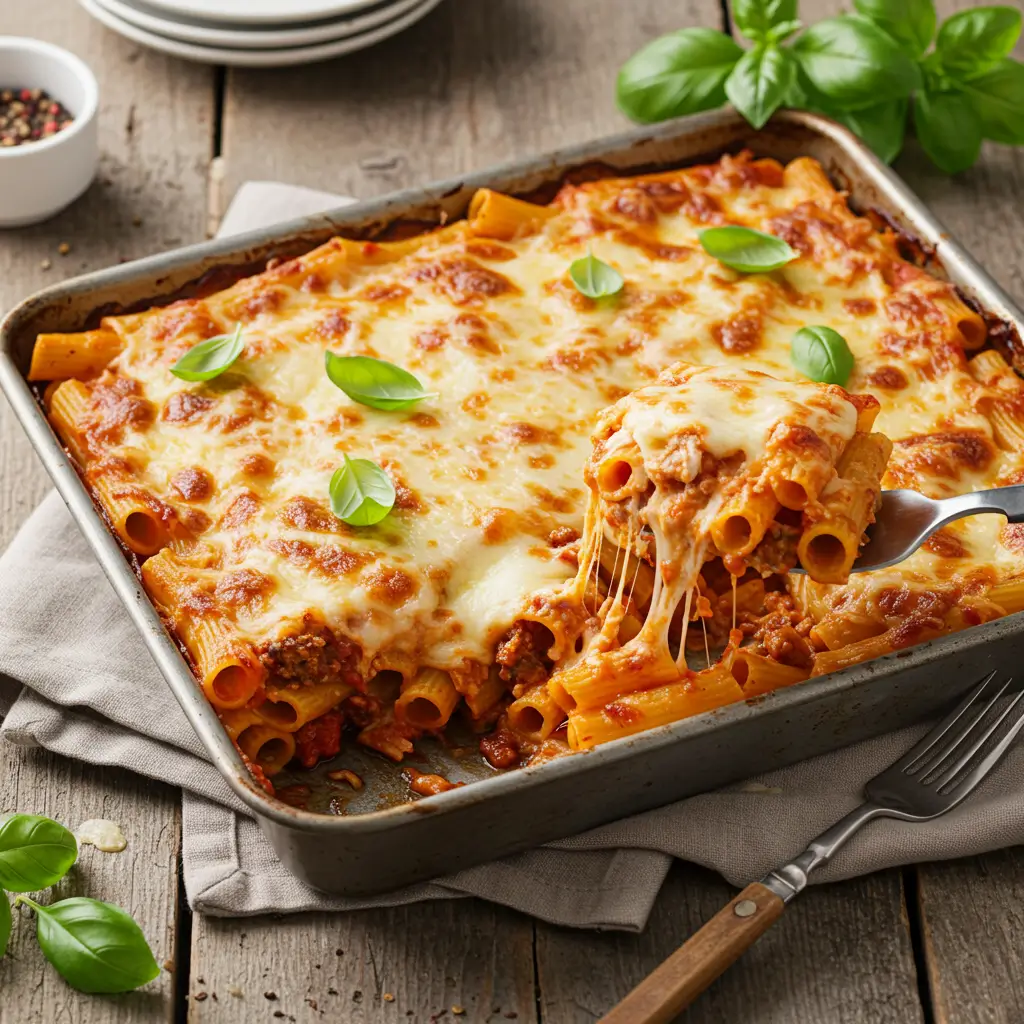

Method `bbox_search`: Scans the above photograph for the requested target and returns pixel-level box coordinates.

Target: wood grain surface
[0,3,212,1022]
[0,745,181,1023]
[188,898,537,1023]
[537,866,924,1024]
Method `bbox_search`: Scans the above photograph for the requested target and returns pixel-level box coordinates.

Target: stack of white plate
[78,0,446,67]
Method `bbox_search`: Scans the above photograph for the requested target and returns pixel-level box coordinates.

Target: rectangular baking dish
[4,108,1024,896]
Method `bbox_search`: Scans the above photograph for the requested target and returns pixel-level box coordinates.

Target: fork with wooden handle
[600,672,1024,1024]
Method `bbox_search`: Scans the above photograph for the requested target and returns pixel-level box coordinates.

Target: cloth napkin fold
[3,183,1024,931]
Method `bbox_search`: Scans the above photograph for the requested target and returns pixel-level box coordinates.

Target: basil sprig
[0,814,78,892]
[329,454,396,527]
[726,44,797,129]
[698,226,796,273]
[617,29,743,123]
[15,896,161,994]
[569,252,625,298]
[933,6,1021,78]
[731,0,800,44]
[790,325,854,385]
[170,323,244,382]
[854,0,935,59]
[325,352,436,411]
[616,0,1024,174]
[0,812,159,994]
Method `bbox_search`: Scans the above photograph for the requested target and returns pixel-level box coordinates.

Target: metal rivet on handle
[734,899,757,918]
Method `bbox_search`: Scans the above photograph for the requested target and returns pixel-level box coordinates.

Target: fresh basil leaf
[790,326,854,385]
[0,892,11,958]
[935,6,1021,79]
[16,896,160,994]
[0,814,78,893]
[792,16,922,110]
[325,352,436,411]
[829,99,908,164]
[569,253,624,298]
[914,89,982,175]
[853,0,936,58]
[169,323,243,382]
[616,29,743,123]
[698,226,796,273]
[961,58,1024,144]
[726,44,796,129]
[329,455,395,527]
[730,0,797,42]
[765,19,802,44]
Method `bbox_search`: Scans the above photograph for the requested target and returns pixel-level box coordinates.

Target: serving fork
[600,671,1024,1023]
[840,484,1024,573]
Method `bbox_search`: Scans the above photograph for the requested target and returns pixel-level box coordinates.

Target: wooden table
[2,1,1023,1020]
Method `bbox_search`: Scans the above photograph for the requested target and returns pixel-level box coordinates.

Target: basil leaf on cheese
[170,324,244,382]
[325,352,436,411]
[790,325,855,385]
[569,253,625,298]
[329,455,396,527]
[698,226,796,273]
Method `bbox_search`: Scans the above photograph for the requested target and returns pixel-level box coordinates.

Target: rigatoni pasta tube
[145,552,264,710]
[549,644,680,712]
[810,615,884,651]
[506,682,564,741]
[968,349,1024,451]
[465,667,507,720]
[728,649,809,698]
[254,681,353,731]
[47,378,92,464]
[711,485,780,555]
[467,189,557,240]
[566,667,744,750]
[93,479,170,556]
[988,579,1024,615]
[797,432,892,584]
[396,668,459,730]
[29,328,123,381]
[236,723,296,776]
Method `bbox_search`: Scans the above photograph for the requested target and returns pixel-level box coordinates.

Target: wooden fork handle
[599,882,786,1024]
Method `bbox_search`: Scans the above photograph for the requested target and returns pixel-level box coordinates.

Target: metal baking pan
[3,108,1023,896]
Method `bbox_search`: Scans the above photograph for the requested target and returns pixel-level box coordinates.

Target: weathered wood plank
[188,899,537,1023]
[891,3,1024,1021]
[0,3,215,546]
[916,849,1024,1024]
[0,744,181,1023]
[535,863,925,1023]
[0,5,214,1022]
[218,0,723,204]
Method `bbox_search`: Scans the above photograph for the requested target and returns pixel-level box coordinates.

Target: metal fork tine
[896,671,997,774]
[945,691,1024,800]
[932,685,1024,790]
[909,671,1011,774]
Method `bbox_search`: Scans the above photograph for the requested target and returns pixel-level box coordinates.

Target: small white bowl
[0,38,99,228]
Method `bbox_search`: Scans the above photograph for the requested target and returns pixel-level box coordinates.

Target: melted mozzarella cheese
[78,152,1023,678]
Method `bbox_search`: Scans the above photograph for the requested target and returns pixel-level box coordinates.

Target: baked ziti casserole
[29,151,1024,795]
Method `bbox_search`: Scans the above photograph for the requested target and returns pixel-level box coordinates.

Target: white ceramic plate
[95,0,426,49]
[79,0,444,67]
[129,0,381,26]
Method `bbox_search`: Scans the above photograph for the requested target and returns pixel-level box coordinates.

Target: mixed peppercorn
[0,88,74,148]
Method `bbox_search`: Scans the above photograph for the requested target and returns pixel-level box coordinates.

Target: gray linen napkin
[3,183,1024,931]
